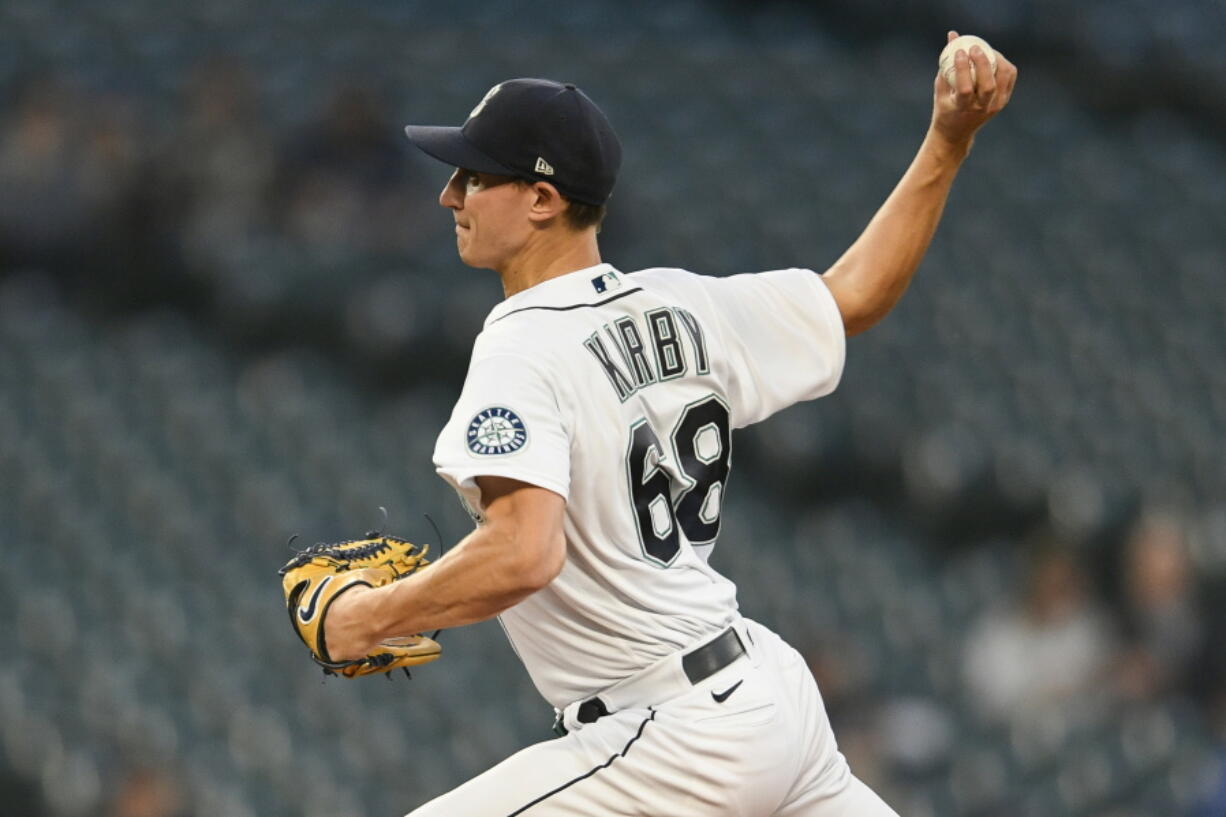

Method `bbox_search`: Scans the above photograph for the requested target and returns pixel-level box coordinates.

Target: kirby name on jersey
[583,306,710,401]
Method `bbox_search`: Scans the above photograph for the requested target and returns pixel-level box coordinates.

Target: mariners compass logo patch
[466,407,528,455]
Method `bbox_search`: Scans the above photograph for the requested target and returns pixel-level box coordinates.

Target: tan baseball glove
[279,534,441,678]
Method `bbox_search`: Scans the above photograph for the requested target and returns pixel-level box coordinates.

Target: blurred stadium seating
[1,2,1223,816]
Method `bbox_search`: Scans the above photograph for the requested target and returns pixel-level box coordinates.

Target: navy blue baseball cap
[404,78,622,206]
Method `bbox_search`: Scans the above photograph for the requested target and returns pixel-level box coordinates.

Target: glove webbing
[278,532,409,574]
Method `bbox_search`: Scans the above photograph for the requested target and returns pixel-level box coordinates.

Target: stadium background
[2,1,1224,815]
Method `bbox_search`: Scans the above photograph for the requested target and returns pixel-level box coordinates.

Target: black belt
[557,627,747,735]
[680,626,745,685]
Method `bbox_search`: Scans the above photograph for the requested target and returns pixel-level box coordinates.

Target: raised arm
[822,31,1018,336]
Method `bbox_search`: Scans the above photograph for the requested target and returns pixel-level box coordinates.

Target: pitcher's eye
[462,171,485,194]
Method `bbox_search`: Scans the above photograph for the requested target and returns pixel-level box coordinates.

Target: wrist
[324,584,380,661]
[924,127,974,165]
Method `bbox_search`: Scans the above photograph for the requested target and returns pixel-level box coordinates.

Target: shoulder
[466,325,567,398]
[470,327,548,370]
[629,265,823,291]
[626,266,703,286]
[631,266,832,315]
[624,266,722,303]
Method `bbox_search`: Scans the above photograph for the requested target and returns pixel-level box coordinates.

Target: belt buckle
[552,696,609,737]
[577,697,609,724]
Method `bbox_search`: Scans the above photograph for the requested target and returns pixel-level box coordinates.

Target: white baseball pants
[407,618,898,817]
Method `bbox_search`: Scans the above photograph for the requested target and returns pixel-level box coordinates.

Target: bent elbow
[828,281,885,337]
[823,264,911,338]
[519,531,566,592]
[842,308,883,337]
[524,532,566,588]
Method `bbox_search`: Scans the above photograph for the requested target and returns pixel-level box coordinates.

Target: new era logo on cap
[403,78,622,206]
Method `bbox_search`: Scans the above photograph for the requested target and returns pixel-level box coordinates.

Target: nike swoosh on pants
[711,679,743,703]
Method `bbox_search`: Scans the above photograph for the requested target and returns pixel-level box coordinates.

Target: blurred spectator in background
[962,536,1115,725]
[169,58,277,276]
[0,767,44,816]
[76,89,184,310]
[1113,508,1205,701]
[0,75,94,276]
[272,83,436,257]
[0,74,182,309]
[106,766,187,817]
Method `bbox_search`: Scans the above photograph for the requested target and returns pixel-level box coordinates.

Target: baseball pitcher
[288,31,1016,816]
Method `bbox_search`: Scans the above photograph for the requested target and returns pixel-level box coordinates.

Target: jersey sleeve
[433,350,571,515]
[702,267,846,428]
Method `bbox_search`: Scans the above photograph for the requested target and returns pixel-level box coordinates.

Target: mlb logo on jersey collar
[483,263,641,327]
[591,270,621,293]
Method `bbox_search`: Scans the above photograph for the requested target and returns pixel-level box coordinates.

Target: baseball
[938,34,997,90]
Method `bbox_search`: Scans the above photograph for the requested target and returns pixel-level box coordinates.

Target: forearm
[347,526,545,641]
[324,480,566,662]
[823,130,970,335]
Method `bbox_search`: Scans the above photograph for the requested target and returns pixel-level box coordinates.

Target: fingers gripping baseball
[931,30,1018,146]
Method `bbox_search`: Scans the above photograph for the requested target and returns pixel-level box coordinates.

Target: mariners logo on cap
[468,83,503,120]
[466,407,527,455]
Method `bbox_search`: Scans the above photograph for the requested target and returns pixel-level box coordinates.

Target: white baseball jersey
[433,263,845,710]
